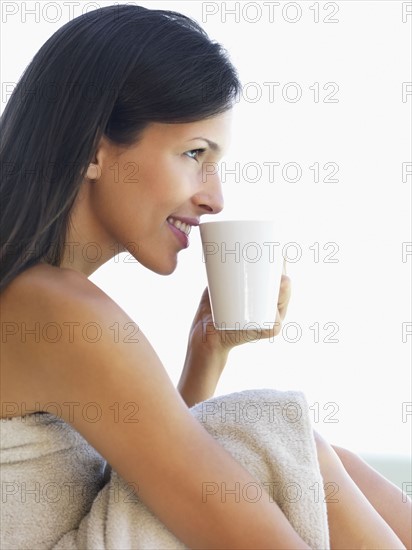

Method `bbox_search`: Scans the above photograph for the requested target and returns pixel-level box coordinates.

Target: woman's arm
[14,273,310,550]
[177,287,230,407]
[177,343,228,407]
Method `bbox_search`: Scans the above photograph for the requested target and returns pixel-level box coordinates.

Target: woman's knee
[330,443,364,471]
[313,429,335,460]
[313,430,350,481]
[313,431,359,465]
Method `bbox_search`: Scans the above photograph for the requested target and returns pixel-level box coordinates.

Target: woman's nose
[193,163,224,214]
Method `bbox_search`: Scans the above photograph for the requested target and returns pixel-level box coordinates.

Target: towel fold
[52,388,330,549]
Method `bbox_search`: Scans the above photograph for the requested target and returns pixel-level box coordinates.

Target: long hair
[0,4,241,292]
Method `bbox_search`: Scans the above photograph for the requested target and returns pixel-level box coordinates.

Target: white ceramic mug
[199,220,284,330]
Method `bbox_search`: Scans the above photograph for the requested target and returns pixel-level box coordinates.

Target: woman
[0,4,410,549]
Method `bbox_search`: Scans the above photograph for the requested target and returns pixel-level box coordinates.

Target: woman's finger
[277,274,292,321]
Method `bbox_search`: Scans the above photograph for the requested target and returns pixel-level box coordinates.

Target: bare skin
[1,112,410,548]
[314,432,410,549]
[329,444,412,549]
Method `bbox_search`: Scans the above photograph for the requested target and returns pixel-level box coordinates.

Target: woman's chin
[140,255,178,276]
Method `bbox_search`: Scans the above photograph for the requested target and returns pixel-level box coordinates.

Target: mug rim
[199,219,276,227]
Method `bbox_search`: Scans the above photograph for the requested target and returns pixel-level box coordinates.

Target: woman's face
[78,109,232,275]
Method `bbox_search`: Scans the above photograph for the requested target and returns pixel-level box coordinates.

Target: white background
[1,1,411,458]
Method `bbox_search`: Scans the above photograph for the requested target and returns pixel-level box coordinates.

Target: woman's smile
[167,219,190,249]
[166,215,200,249]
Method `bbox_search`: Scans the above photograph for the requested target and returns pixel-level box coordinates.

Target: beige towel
[0,410,107,549]
[52,388,330,549]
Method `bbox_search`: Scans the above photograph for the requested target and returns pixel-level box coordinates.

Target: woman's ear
[87,134,122,181]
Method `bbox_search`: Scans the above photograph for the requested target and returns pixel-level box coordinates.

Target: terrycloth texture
[1,389,330,549]
[0,412,107,549]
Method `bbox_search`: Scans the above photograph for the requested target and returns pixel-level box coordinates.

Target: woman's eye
[185,148,206,161]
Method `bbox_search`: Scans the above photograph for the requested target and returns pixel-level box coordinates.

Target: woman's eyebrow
[188,137,221,154]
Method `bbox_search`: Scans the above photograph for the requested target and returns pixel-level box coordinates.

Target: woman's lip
[167,220,189,248]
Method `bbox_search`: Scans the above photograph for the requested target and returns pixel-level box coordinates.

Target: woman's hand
[188,271,292,355]
[178,268,291,407]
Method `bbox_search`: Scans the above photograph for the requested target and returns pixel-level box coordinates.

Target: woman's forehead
[141,111,233,146]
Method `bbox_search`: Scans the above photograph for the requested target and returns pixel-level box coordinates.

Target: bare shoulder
[0,263,131,416]
[1,263,111,306]
[1,263,124,326]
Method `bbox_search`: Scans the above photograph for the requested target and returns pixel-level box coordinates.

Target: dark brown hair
[0,4,240,292]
